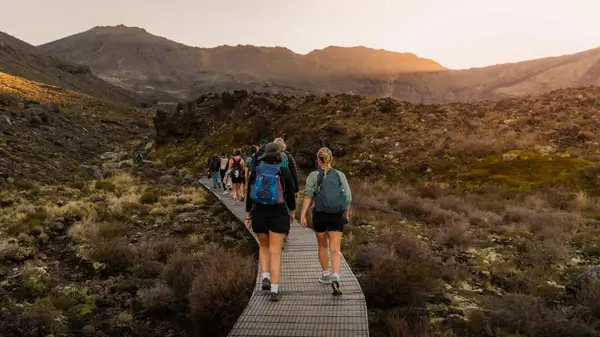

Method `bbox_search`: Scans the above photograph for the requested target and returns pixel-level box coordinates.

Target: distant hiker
[208,153,221,188]
[299,147,352,296]
[251,139,269,171]
[273,138,299,195]
[223,166,233,195]
[244,146,258,201]
[219,152,229,190]
[246,142,296,302]
[229,149,246,203]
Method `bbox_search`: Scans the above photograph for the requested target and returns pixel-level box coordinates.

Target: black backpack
[230,157,243,179]
[209,157,220,171]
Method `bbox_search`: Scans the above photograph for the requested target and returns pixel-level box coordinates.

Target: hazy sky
[1,0,599,69]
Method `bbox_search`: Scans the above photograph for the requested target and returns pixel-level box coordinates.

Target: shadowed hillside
[153,88,600,336]
[0,31,143,106]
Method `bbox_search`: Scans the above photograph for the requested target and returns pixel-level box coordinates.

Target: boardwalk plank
[200,179,369,337]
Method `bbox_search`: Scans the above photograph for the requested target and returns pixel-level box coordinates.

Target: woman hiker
[245,142,296,302]
[299,147,352,296]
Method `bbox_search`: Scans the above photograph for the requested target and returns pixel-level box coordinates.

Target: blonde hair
[317,147,333,174]
[273,138,286,151]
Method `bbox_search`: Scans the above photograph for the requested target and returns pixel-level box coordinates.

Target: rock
[118,159,134,169]
[102,162,119,170]
[80,165,103,180]
[141,160,158,167]
[144,141,154,151]
[6,177,15,184]
[82,325,96,336]
[142,167,162,181]
[183,174,194,183]
[157,175,174,185]
[100,152,119,161]
[566,266,600,294]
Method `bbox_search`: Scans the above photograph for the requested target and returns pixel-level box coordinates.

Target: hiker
[208,153,221,188]
[229,148,246,203]
[250,139,269,171]
[299,147,352,296]
[223,165,233,195]
[219,152,229,190]
[245,142,296,302]
[273,138,299,195]
[244,146,257,201]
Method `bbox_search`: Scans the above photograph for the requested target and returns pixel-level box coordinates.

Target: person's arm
[286,152,300,193]
[229,158,233,169]
[300,172,318,227]
[245,169,256,213]
[338,171,352,205]
[338,171,353,221]
[281,168,296,212]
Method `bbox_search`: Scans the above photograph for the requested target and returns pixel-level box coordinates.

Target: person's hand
[300,215,308,229]
[346,208,352,223]
[245,213,252,229]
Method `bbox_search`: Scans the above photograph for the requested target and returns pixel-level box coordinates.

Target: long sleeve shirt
[285,151,299,193]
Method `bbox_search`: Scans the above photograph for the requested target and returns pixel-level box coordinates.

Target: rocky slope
[38,25,445,101]
[0,72,151,186]
[39,25,600,104]
[152,89,600,336]
[0,31,142,106]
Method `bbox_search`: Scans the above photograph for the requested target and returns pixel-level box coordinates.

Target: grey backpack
[314,169,347,214]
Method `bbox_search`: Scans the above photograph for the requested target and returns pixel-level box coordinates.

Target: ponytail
[317,147,333,176]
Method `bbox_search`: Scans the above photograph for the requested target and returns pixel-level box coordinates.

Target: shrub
[140,189,161,204]
[162,251,202,298]
[362,231,441,309]
[188,244,255,335]
[469,294,596,337]
[87,238,135,272]
[21,262,52,297]
[95,180,116,192]
[436,220,471,247]
[137,281,175,313]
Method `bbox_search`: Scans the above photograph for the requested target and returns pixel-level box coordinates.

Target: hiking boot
[318,275,331,284]
[261,278,271,291]
[269,291,282,302]
[331,279,342,296]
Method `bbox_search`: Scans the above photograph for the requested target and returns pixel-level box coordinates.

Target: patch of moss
[458,150,593,190]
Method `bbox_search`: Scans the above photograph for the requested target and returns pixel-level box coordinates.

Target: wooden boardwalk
[200,179,370,337]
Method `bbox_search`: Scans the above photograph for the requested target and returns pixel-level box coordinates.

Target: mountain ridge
[38,24,600,104]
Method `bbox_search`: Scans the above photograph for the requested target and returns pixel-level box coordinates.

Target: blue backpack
[314,169,347,214]
[251,163,284,205]
[280,152,289,168]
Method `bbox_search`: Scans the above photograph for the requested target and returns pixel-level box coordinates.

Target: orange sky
[1,0,599,69]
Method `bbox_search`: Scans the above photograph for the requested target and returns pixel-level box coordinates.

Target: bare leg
[328,231,343,296]
[269,231,287,291]
[315,232,329,272]
[257,233,270,274]
[328,231,342,275]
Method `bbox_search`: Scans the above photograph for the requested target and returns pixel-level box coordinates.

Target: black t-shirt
[246,163,296,216]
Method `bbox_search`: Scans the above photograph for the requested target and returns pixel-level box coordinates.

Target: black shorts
[312,210,347,233]
[231,177,245,184]
[252,212,290,235]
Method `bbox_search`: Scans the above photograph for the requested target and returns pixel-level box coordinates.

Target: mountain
[0,31,141,106]
[39,25,600,104]
[388,46,600,104]
[38,25,446,101]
